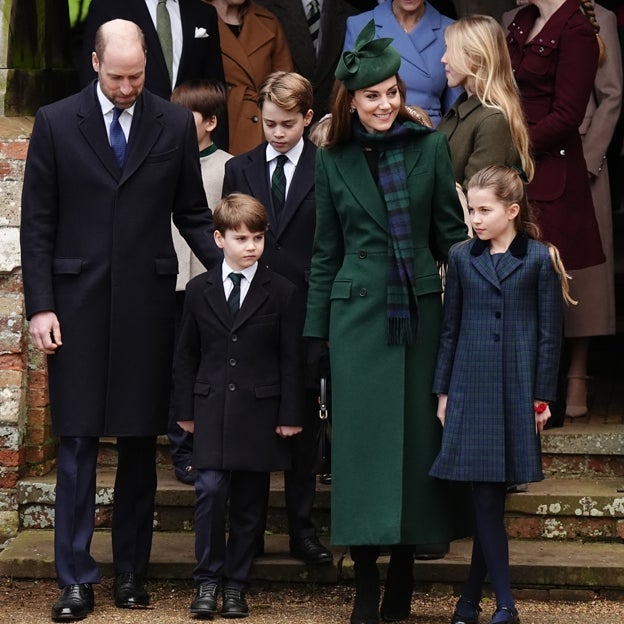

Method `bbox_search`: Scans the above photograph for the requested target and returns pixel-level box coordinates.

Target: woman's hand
[276,425,303,438]
[436,394,448,427]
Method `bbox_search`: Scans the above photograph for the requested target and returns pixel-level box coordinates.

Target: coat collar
[372,1,444,74]
[509,0,580,48]
[201,264,272,332]
[469,233,528,289]
[77,83,164,184]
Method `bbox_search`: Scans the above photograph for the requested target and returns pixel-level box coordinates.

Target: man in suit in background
[21,19,219,621]
[254,0,358,119]
[80,0,228,147]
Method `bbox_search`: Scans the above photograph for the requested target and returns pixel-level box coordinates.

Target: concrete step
[2,530,624,593]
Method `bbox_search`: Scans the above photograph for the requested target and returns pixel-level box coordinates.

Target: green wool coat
[304,124,468,546]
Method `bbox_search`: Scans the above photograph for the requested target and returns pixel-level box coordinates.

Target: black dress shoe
[113,572,149,608]
[289,536,333,564]
[51,584,94,621]
[174,461,197,485]
[190,582,220,616]
[221,588,249,618]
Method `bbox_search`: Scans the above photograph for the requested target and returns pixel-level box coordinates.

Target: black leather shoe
[289,536,333,564]
[113,572,149,608]
[190,582,220,616]
[221,588,249,618]
[174,461,197,485]
[51,584,94,621]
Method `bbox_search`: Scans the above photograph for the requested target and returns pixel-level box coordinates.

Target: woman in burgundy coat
[507,0,604,422]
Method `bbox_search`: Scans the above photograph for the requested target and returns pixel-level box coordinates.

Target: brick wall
[0,116,55,541]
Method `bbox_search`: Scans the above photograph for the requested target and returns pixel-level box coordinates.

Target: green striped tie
[157,0,173,83]
[271,154,288,220]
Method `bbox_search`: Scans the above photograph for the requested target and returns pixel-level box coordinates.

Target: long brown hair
[325,75,413,149]
[467,165,575,305]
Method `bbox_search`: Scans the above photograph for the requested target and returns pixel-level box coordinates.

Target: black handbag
[312,376,332,475]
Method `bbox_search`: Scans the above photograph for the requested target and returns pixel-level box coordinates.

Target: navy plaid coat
[430,234,563,483]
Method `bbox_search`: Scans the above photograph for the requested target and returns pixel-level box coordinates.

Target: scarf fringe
[386,316,416,346]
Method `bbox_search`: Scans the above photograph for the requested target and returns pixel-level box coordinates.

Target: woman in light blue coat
[344,0,462,126]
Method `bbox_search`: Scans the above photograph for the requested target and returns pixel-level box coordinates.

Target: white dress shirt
[265,138,305,201]
[97,82,135,142]
[222,261,258,306]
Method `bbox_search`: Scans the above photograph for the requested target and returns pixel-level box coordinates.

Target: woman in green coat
[303,21,467,624]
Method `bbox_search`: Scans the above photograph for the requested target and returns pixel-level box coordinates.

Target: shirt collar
[265,137,305,166]
[221,260,258,283]
[96,82,137,118]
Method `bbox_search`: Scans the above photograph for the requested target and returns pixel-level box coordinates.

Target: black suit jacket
[80,0,227,146]
[255,0,358,118]
[222,140,317,293]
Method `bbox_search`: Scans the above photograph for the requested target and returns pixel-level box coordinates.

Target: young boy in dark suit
[222,71,332,565]
[174,193,304,618]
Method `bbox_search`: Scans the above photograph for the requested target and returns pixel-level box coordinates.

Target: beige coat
[216,2,293,155]
[566,4,621,337]
[173,148,233,290]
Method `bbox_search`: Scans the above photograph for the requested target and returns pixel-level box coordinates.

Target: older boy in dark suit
[174,193,304,618]
[222,71,332,565]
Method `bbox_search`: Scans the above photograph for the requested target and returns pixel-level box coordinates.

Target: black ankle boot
[350,546,381,624]
[380,548,414,622]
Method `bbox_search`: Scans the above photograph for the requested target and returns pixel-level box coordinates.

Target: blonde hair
[467,165,575,305]
[308,114,332,148]
[258,71,313,114]
[444,15,534,181]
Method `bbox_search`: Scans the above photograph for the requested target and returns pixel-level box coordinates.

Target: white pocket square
[195,27,209,38]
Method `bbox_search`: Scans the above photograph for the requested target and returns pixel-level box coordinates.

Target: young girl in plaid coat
[430,165,573,624]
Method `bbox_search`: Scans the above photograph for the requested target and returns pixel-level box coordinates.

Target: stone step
[1,530,624,593]
[17,468,331,535]
[541,423,624,478]
[18,469,624,542]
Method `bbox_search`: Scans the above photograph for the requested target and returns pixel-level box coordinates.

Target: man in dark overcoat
[20,19,219,621]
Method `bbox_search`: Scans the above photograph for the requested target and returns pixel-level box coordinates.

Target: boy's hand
[177,420,195,434]
[436,394,448,427]
[275,425,302,438]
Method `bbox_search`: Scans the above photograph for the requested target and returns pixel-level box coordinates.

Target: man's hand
[29,311,62,354]
[276,425,303,438]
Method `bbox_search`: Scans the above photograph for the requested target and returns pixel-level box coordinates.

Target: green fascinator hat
[335,20,401,91]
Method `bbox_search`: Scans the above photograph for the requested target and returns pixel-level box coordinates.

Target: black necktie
[227,272,243,315]
[271,154,288,220]
[110,107,127,169]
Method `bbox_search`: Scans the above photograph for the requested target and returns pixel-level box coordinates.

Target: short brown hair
[214,193,268,234]
[171,80,227,123]
[257,71,313,115]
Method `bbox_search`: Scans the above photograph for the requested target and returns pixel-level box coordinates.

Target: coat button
[359,288,367,296]
[559,149,566,157]
[495,311,501,319]
[229,358,237,367]
[231,334,238,342]
[252,115,258,123]
[493,334,500,342]
[358,250,367,259]
[228,383,236,391]
[275,244,281,250]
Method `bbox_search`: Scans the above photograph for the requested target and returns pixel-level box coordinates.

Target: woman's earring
[349,106,355,114]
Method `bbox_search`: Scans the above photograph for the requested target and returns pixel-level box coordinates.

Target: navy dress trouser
[194,469,270,590]
[54,435,157,587]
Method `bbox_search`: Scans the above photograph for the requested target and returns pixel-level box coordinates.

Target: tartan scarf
[353,120,429,345]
